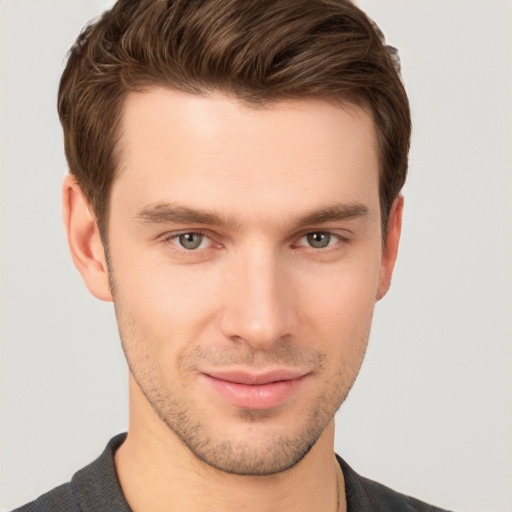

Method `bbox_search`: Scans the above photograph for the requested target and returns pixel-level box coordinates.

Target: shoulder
[9,483,77,512]
[9,434,129,512]
[337,455,453,512]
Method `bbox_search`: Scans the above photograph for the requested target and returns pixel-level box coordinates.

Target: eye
[306,232,332,249]
[299,232,338,249]
[172,232,209,250]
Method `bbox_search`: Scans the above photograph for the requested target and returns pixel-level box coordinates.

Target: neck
[115,378,346,512]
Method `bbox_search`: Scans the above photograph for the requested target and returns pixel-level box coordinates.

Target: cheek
[298,254,381,324]
[294,255,381,370]
[112,255,221,345]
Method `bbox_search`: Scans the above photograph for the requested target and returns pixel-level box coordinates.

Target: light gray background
[1,1,511,510]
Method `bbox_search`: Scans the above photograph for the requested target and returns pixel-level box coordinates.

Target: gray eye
[306,232,331,249]
[178,233,204,250]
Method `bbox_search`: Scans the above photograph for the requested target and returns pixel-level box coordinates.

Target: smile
[202,369,310,410]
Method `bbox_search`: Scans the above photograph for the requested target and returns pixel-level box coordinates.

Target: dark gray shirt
[12,434,451,511]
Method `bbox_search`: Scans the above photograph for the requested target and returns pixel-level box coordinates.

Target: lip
[202,369,309,410]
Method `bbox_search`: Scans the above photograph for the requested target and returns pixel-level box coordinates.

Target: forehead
[113,88,380,224]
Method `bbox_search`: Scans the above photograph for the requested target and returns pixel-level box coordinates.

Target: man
[13,0,450,510]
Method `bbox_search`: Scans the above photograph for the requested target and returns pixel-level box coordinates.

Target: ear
[62,174,113,302]
[377,195,404,301]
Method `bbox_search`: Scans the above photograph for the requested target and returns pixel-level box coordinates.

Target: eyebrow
[135,202,240,229]
[294,202,369,227]
[135,201,369,229]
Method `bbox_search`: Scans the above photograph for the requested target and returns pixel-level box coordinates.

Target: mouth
[201,369,310,410]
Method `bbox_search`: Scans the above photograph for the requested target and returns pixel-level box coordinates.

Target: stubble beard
[128,356,355,476]
[139,381,332,476]
[112,291,369,477]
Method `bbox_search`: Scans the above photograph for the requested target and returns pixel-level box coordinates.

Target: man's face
[106,88,392,475]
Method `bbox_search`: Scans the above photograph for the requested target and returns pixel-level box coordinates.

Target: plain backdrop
[1,1,511,511]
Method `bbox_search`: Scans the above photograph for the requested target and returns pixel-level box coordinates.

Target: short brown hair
[58,0,411,238]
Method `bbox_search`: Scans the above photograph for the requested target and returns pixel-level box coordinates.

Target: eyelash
[162,230,214,251]
[294,232,349,250]
[161,230,350,253]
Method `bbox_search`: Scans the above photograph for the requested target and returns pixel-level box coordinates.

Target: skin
[62,88,403,512]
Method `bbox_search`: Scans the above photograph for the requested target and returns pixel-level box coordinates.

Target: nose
[219,243,296,350]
